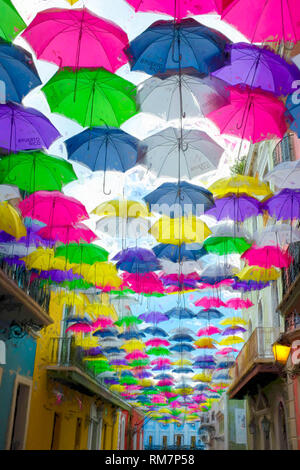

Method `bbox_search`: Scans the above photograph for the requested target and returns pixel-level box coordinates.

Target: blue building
[144,419,205,450]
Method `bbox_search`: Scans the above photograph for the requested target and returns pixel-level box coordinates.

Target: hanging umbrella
[237,266,280,282]
[224,298,254,309]
[74,262,121,290]
[208,175,272,198]
[212,42,300,96]
[231,279,270,291]
[0,201,26,240]
[138,73,229,122]
[147,346,171,356]
[264,160,300,189]
[115,316,142,328]
[138,128,224,179]
[221,0,300,43]
[195,297,226,309]
[0,151,77,193]
[22,8,129,72]
[194,338,217,349]
[113,248,160,273]
[215,346,239,354]
[0,242,36,257]
[65,322,93,334]
[37,223,97,244]
[170,327,194,336]
[92,318,114,329]
[241,245,293,269]
[150,216,211,245]
[21,247,74,271]
[197,326,221,336]
[125,18,228,75]
[42,68,138,128]
[262,189,300,221]
[165,307,195,319]
[218,335,244,346]
[96,216,150,239]
[92,199,149,218]
[138,311,169,323]
[197,309,224,320]
[0,0,26,42]
[145,339,170,347]
[220,317,247,326]
[169,333,194,342]
[0,41,41,102]
[221,326,247,335]
[122,272,165,294]
[254,224,300,247]
[119,331,146,340]
[124,0,223,17]
[207,86,287,143]
[55,243,108,265]
[203,235,252,255]
[160,259,201,275]
[0,185,20,202]
[151,358,171,366]
[153,243,207,262]
[0,102,60,152]
[199,262,239,284]
[205,194,261,222]
[19,191,89,226]
[143,326,168,337]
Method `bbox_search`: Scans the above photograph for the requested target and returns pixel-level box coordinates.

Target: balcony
[272,133,295,166]
[228,328,280,399]
[278,242,300,318]
[47,336,132,411]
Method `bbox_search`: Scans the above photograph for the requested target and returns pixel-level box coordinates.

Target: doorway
[175,434,183,448]
[51,412,62,450]
[74,417,82,450]
[7,377,32,450]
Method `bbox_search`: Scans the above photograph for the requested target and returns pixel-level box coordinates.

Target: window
[278,402,288,450]
[162,436,167,449]
[191,436,196,449]
[74,418,82,450]
[258,300,263,326]
[149,435,153,448]
[51,413,62,451]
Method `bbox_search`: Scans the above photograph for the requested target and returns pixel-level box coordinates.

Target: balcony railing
[144,445,205,450]
[285,311,300,333]
[282,242,300,297]
[230,328,276,385]
[272,133,295,166]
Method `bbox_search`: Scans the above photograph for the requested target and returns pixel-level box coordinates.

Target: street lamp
[272,342,291,365]
[261,416,271,439]
[248,419,256,435]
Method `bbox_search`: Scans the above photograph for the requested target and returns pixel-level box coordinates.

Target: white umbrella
[137,74,228,122]
[170,327,195,335]
[200,262,239,280]
[0,243,36,257]
[160,259,201,275]
[138,127,224,179]
[264,161,300,189]
[254,224,300,246]
[210,221,251,239]
[96,216,150,239]
[0,184,21,201]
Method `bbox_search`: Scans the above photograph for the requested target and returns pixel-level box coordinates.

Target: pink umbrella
[151,394,167,404]
[22,8,129,71]
[125,351,149,360]
[222,0,300,43]
[157,379,174,387]
[197,326,221,336]
[207,86,287,143]
[224,298,254,310]
[151,358,171,366]
[124,385,142,391]
[124,0,222,17]
[121,272,165,294]
[65,322,93,334]
[169,400,182,409]
[19,191,89,226]
[165,392,178,399]
[92,318,114,329]
[198,279,234,289]
[145,338,170,347]
[241,245,293,269]
[38,223,97,244]
[216,347,238,355]
[195,297,226,309]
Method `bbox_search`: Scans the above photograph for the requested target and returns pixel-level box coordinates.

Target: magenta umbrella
[241,245,293,269]
[19,191,89,226]
[222,0,300,43]
[224,298,254,309]
[37,223,97,244]
[207,86,287,143]
[22,8,129,72]
[195,297,226,309]
[124,0,224,17]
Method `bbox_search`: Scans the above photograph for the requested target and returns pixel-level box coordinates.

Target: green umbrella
[120,376,138,385]
[129,359,150,367]
[85,360,112,375]
[114,316,142,327]
[0,0,26,42]
[146,347,171,356]
[55,243,109,264]
[203,236,252,255]
[0,151,77,192]
[42,68,138,128]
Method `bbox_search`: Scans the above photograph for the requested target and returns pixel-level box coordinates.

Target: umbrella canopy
[38,223,97,244]
[22,8,129,71]
[213,42,300,96]
[0,151,77,193]
[143,326,168,337]
[197,308,224,320]
[237,266,281,282]
[199,262,239,284]
[55,243,109,264]
[197,326,221,336]
[208,175,272,198]
[138,128,224,179]
[124,0,223,17]
[66,127,142,173]
[92,200,149,218]
[222,326,247,335]
[0,184,20,202]
[205,194,261,222]
[42,68,138,128]
[264,161,300,189]
[241,245,293,269]
[195,297,226,309]
[113,248,160,273]
[0,0,26,42]
[19,191,89,226]
[153,243,207,262]
[0,102,60,152]
[203,236,252,255]
[207,85,287,143]
[138,311,169,323]
[0,201,26,240]
[150,216,211,245]
[125,18,228,75]
[218,335,244,346]
[224,298,254,309]
[254,224,300,247]
[262,189,300,221]
[221,0,300,43]
[137,73,229,122]
[165,307,195,319]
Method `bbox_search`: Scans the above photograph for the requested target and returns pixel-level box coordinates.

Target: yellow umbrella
[220,317,247,326]
[218,335,245,346]
[150,215,211,245]
[110,384,125,393]
[121,339,146,351]
[0,201,26,240]
[73,262,122,289]
[237,265,280,282]
[65,0,80,4]
[172,359,193,366]
[53,291,90,307]
[176,387,194,395]
[194,337,217,349]
[84,303,118,322]
[74,336,99,350]
[208,175,272,198]
[21,247,75,271]
[192,373,212,383]
[139,379,154,387]
[92,199,149,218]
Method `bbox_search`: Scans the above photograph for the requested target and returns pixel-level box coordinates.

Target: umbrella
[0,185,20,202]
[143,326,168,337]
[194,338,217,349]
[0,0,26,42]
[138,311,169,323]
[160,259,201,275]
[165,307,195,319]
[65,322,93,334]
[0,242,36,257]
[55,243,108,265]
[213,42,300,96]
[37,223,97,244]
[119,331,146,340]
[0,151,77,193]
[241,245,293,269]
[254,224,300,247]
[66,126,142,174]
[237,266,281,282]
[195,297,226,309]
[222,326,247,335]
[22,8,129,72]
[262,189,300,221]
[115,316,142,328]
[96,216,150,240]
[42,68,138,128]
[121,272,165,294]
[207,86,287,143]
[199,263,239,284]
[113,248,160,273]
[264,161,300,189]
[19,191,89,226]
[92,199,149,218]
[125,18,228,75]
[221,0,300,43]
[125,351,148,360]
[0,201,26,240]
[75,262,121,290]
[137,73,229,122]
[197,309,224,320]
[224,298,254,309]
[218,335,244,346]
[153,243,207,262]
[145,339,170,347]
[0,41,41,102]
[220,317,247,326]
[231,279,270,291]
[21,247,74,271]
[203,236,252,255]
[197,326,221,336]
[147,347,171,356]
[138,128,224,179]
[124,0,223,17]
[215,347,238,354]
[0,102,60,152]
[150,216,211,245]
[169,333,194,342]
[208,175,272,198]
[205,194,261,222]
[93,327,119,338]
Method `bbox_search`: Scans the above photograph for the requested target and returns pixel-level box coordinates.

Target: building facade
[144,419,204,450]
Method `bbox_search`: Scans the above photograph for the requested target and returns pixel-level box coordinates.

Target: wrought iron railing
[285,311,300,333]
[230,328,276,384]
[272,133,295,166]
[144,444,205,450]
[282,242,300,297]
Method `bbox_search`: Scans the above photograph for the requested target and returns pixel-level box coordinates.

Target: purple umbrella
[231,279,270,291]
[0,231,15,243]
[194,355,215,363]
[138,311,169,323]
[134,370,153,379]
[83,347,104,356]
[222,326,247,336]
[0,102,60,152]
[205,194,261,222]
[151,365,172,371]
[37,269,82,282]
[104,378,119,385]
[18,226,55,248]
[109,359,129,366]
[3,256,25,266]
[113,247,160,273]
[212,43,300,97]
[262,189,300,221]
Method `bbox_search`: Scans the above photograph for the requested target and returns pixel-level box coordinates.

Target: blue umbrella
[194,355,215,363]
[65,126,143,174]
[118,330,146,339]
[153,243,207,262]
[113,247,161,273]
[125,18,229,75]
[0,40,41,102]
[194,384,210,392]
[143,326,168,337]
[169,333,194,342]
[193,362,216,369]
[170,343,195,352]
[152,365,172,371]
[172,367,194,374]
[196,308,224,320]
[101,347,122,354]
[165,307,195,319]
[144,181,215,217]
[93,327,118,338]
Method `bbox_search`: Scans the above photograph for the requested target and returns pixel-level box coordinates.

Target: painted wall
[144,420,200,448]
[0,332,37,449]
